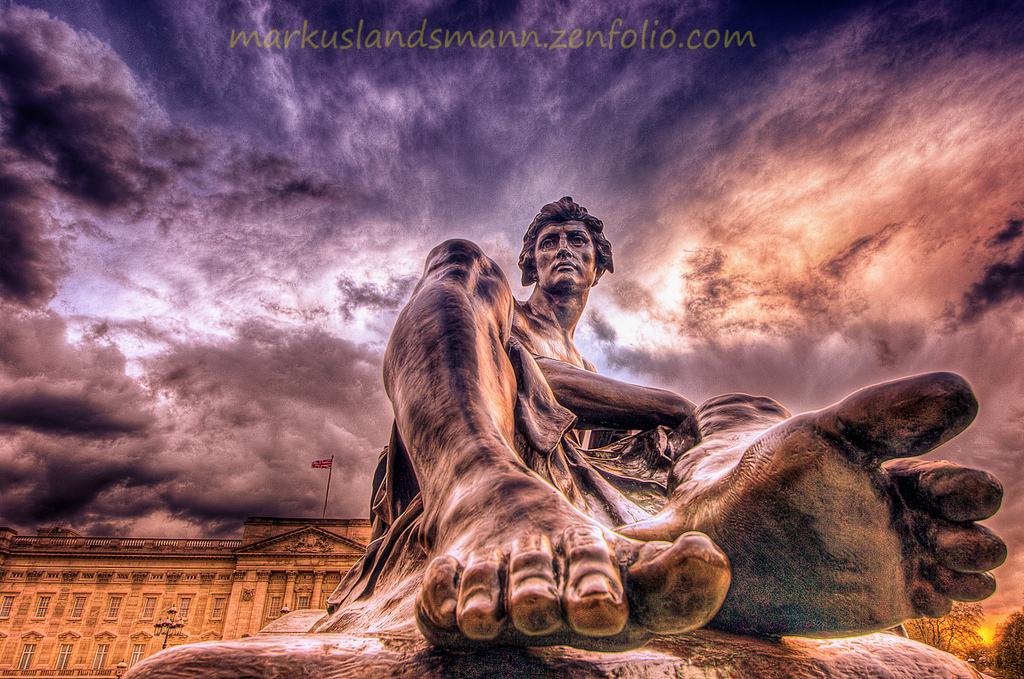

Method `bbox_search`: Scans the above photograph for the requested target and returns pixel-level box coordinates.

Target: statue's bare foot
[414,476,730,650]
[619,372,1006,637]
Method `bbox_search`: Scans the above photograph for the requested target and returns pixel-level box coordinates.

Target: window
[0,595,14,617]
[92,643,109,669]
[34,595,51,618]
[210,597,226,619]
[55,643,74,670]
[129,643,146,666]
[177,596,192,620]
[296,594,310,609]
[19,643,36,670]
[69,596,87,619]
[141,596,157,619]
[267,595,282,617]
[106,596,123,619]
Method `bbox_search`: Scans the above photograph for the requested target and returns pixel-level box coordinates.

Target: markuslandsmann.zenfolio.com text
[229,19,756,51]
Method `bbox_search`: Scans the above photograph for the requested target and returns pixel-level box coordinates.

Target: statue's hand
[620,372,1006,637]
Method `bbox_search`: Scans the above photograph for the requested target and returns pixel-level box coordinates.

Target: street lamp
[154,606,185,649]
[114,661,128,677]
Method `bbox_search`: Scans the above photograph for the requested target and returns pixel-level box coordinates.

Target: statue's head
[518,196,614,287]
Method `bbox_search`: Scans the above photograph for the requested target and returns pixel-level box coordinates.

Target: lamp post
[154,606,185,649]
[114,661,128,677]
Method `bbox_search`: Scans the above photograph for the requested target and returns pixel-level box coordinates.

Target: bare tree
[905,602,985,659]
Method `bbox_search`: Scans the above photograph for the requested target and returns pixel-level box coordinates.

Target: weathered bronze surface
[128,197,1005,677]
[128,626,990,678]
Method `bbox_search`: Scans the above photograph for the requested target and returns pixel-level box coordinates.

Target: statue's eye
[570,235,587,246]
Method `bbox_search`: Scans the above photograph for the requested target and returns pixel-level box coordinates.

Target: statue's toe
[508,536,562,635]
[815,372,978,465]
[562,526,628,636]
[627,531,731,634]
[457,550,504,640]
[909,576,953,618]
[415,555,460,636]
[886,459,1003,521]
[930,522,1007,573]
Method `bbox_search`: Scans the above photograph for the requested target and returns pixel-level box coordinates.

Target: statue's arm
[534,357,696,431]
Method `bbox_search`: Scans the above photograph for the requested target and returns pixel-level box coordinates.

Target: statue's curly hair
[518,196,614,286]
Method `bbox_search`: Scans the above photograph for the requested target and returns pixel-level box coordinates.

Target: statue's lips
[554,262,579,272]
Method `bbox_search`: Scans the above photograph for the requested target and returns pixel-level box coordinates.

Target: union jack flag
[311,458,332,469]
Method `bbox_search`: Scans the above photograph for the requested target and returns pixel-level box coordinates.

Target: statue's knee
[696,394,791,437]
[425,240,502,279]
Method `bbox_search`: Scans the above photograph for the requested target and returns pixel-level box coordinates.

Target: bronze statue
[317,196,1006,651]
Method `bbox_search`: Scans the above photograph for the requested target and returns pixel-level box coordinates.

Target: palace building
[0,517,371,677]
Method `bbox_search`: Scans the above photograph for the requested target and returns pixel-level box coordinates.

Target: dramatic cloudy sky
[1,0,1022,629]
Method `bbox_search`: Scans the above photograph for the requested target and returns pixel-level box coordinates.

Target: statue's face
[533,220,597,295]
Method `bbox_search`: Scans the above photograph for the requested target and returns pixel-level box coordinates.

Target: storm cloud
[961,246,1024,321]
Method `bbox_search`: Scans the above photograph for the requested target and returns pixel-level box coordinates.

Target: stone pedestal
[126,611,986,679]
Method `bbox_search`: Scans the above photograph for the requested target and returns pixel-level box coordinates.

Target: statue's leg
[383,240,730,650]
[619,375,1006,637]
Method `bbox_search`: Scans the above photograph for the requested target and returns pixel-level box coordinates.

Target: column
[246,570,272,636]
[311,571,325,611]
[282,571,297,613]
[222,571,252,640]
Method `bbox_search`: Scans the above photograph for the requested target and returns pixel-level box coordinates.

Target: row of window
[17,641,148,670]
[265,594,311,614]
[5,572,210,581]
[2,591,326,622]
[0,594,225,621]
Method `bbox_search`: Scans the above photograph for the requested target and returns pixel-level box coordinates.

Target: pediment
[235,526,365,556]
[131,631,153,640]
[58,631,82,641]
[22,631,43,640]
[94,631,116,641]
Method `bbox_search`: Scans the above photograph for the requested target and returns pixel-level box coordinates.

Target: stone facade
[0,517,370,677]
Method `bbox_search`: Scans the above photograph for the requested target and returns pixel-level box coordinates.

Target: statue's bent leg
[620,373,1006,638]
[383,240,730,650]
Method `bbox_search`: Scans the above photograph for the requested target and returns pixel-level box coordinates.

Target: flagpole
[321,455,334,520]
